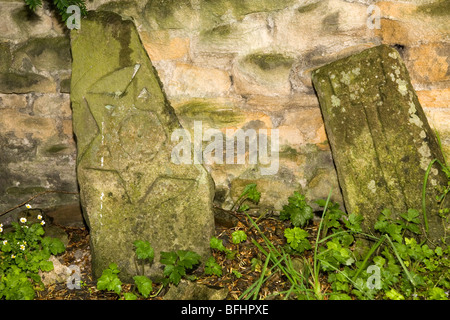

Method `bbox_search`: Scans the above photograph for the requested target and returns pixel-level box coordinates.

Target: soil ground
[35,212,323,300]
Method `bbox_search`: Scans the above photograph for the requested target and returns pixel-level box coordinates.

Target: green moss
[0,72,51,93]
[144,0,193,29]
[297,1,320,13]
[60,77,71,93]
[0,42,12,73]
[279,145,300,161]
[14,37,71,71]
[11,6,41,31]
[6,186,46,195]
[46,144,68,154]
[245,53,294,71]
[97,1,138,17]
[417,0,450,16]
[177,100,244,126]
[201,24,233,40]
[202,0,296,21]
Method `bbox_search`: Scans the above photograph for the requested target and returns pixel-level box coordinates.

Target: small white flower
[20,244,25,251]
[25,204,32,209]
[40,220,45,226]
[2,240,7,245]
[20,217,27,223]
[37,214,43,220]
[0,227,2,233]
[11,254,15,259]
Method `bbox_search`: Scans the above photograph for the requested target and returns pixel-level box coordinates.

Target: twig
[0,190,78,217]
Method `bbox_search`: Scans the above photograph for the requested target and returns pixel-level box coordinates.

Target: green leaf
[238,204,249,212]
[163,264,185,286]
[232,270,242,278]
[176,250,201,269]
[240,184,261,203]
[108,263,120,274]
[231,230,247,244]
[160,251,178,266]
[204,256,222,277]
[345,213,363,232]
[41,237,65,255]
[427,287,448,300]
[280,192,314,227]
[96,264,122,295]
[133,275,153,298]
[123,292,138,300]
[400,209,420,223]
[39,260,54,272]
[210,237,227,252]
[385,288,405,300]
[328,293,352,300]
[133,240,154,262]
[284,227,311,253]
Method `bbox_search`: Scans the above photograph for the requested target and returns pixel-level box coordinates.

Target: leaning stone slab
[70,11,215,281]
[312,45,448,244]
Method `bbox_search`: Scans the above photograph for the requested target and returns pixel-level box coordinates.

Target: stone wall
[1,0,449,217]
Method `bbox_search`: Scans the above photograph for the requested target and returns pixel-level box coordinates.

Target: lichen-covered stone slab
[312,45,448,243]
[70,11,215,281]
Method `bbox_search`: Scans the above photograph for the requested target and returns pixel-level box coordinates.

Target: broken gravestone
[312,45,448,244]
[70,11,215,281]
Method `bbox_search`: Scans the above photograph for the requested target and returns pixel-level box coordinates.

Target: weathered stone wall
[1,0,449,217]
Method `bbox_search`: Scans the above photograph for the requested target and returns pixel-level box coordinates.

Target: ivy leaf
[133,275,153,298]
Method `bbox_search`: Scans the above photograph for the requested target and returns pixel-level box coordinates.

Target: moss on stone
[60,77,71,93]
[311,45,449,244]
[176,100,244,126]
[13,37,71,72]
[144,0,193,29]
[200,24,234,41]
[0,42,12,73]
[6,186,46,195]
[202,0,295,21]
[279,145,300,161]
[245,53,294,71]
[0,72,52,93]
[417,0,450,16]
[46,144,68,154]
[97,0,139,19]
[297,1,320,13]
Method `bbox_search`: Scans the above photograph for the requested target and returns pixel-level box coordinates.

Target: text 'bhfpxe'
[181,304,269,317]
